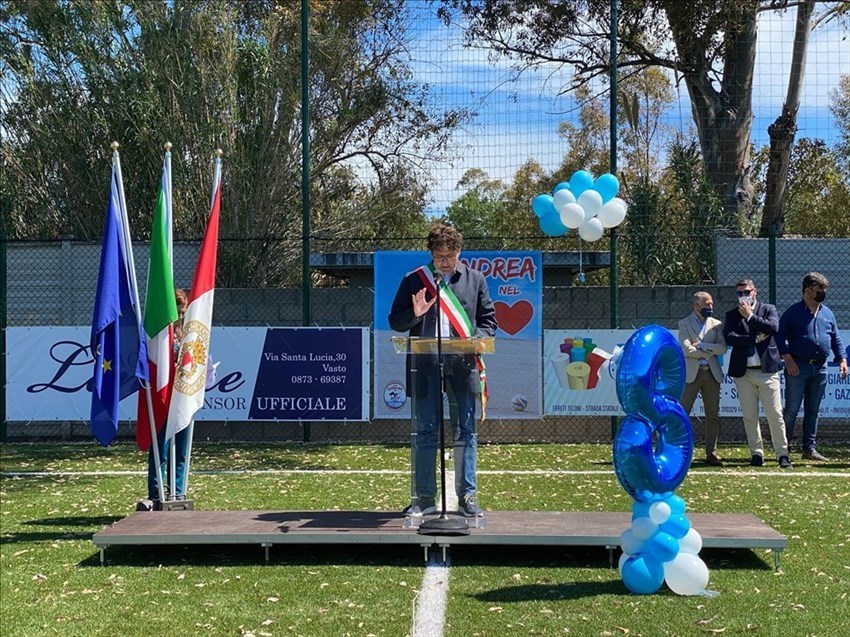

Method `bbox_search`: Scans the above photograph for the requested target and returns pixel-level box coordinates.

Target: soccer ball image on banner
[511,393,528,412]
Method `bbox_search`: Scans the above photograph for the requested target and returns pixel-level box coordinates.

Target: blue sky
[380,4,850,214]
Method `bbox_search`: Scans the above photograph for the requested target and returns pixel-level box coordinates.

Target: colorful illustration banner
[373,251,543,419]
[544,329,850,418]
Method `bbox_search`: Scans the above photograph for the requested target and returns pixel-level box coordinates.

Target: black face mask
[814,290,826,303]
[700,308,713,319]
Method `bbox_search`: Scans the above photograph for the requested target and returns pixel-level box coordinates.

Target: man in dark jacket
[389,223,497,517]
[777,272,848,461]
[723,278,792,469]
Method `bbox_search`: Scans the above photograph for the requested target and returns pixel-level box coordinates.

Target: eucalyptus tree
[437,0,845,233]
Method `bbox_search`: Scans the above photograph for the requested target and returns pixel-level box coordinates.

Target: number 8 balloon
[614,325,693,502]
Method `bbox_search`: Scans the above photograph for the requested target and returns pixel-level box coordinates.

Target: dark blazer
[389,261,497,393]
[722,301,783,378]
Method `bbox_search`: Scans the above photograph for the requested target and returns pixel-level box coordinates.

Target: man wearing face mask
[389,223,497,517]
[777,272,848,461]
[678,292,727,466]
[723,278,792,469]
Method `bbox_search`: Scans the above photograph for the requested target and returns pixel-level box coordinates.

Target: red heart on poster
[494,300,533,336]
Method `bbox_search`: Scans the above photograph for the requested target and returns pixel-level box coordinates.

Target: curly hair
[426,222,463,253]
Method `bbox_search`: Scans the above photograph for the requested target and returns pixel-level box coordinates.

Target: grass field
[1,442,849,637]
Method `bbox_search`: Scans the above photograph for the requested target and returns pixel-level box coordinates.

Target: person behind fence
[722,278,793,469]
[777,272,848,462]
[677,291,727,466]
[388,223,497,517]
[139,288,191,510]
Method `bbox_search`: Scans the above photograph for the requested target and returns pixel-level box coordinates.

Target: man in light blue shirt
[778,272,848,461]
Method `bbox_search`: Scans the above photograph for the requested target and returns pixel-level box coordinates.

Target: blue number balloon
[613,325,709,595]
[614,325,693,502]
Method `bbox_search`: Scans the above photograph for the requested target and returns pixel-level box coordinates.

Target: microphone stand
[419,271,470,536]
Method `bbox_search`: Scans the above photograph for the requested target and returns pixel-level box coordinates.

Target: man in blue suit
[722,278,792,469]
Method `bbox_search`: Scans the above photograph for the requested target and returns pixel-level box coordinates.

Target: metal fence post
[768,225,777,305]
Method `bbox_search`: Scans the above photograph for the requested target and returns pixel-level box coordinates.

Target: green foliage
[1,0,466,285]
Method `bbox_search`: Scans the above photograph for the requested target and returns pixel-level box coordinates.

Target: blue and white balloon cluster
[531,170,627,241]
[613,325,710,596]
[619,495,709,595]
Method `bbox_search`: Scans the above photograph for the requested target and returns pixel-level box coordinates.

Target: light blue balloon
[621,555,665,595]
[660,513,691,539]
[531,193,555,218]
[552,181,571,194]
[665,494,687,515]
[631,501,652,520]
[647,531,679,563]
[538,209,568,236]
[569,170,594,197]
[594,173,620,203]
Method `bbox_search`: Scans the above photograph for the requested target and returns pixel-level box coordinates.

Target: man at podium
[389,223,497,517]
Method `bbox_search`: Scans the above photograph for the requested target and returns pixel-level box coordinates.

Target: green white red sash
[415,264,489,419]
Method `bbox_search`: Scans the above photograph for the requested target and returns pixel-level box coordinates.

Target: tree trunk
[666,3,758,230]
[759,0,814,237]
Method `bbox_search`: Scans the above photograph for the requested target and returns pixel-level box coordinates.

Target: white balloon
[631,516,658,540]
[559,202,586,229]
[553,188,576,212]
[597,200,627,228]
[578,217,605,242]
[679,528,703,555]
[620,529,643,556]
[663,553,710,596]
[618,551,631,575]
[577,189,603,217]
[648,502,672,525]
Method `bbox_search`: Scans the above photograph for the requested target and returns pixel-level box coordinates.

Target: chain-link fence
[3,230,848,444]
[2,1,849,445]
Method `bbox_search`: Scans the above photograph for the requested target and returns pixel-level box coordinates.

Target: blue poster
[248,327,370,421]
[373,251,542,419]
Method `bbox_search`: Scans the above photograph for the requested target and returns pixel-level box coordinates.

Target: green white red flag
[136,153,177,451]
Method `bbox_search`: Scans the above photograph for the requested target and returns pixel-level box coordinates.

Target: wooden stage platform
[92,510,787,567]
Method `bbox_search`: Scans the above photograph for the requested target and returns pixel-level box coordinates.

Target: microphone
[433,271,442,285]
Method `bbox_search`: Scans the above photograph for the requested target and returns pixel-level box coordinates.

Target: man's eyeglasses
[736,289,754,297]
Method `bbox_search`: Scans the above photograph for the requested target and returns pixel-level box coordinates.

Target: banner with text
[6,326,370,422]
[373,251,543,419]
[544,329,850,418]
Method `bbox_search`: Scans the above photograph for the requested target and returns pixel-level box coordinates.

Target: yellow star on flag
[102,359,112,372]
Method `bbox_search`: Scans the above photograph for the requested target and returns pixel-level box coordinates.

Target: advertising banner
[544,328,850,418]
[6,326,369,422]
[373,251,543,419]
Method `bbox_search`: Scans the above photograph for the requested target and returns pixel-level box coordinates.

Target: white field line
[410,455,456,637]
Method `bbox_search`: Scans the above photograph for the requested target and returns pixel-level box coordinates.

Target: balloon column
[613,326,710,595]
[531,170,628,240]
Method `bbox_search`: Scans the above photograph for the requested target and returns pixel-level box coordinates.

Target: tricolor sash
[415,265,489,420]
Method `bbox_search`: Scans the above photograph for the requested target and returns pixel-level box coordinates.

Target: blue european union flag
[90,164,149,447]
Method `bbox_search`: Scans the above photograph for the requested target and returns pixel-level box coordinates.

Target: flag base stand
[160,499,194,512]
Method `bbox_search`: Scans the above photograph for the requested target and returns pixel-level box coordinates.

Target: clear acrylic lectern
[392,335,495,530]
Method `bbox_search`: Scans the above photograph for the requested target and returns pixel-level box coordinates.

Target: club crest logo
[174,319,210,395]
[383,380,406,411]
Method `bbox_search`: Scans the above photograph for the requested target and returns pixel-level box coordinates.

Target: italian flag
[165,157,221,440]
[136,157,177,451]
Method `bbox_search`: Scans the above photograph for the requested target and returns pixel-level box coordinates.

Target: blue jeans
[783,363,827,453]
[412,364,477,499]
[147,426,190,500]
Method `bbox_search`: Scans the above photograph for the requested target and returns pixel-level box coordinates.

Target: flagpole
[182,149,222,496]
[112,141,166,505]
[163,142,178,501]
